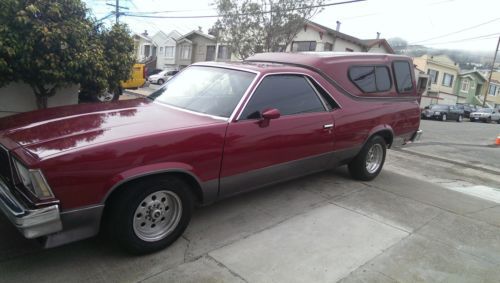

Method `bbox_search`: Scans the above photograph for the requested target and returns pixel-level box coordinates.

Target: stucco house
[454,70,487,106]
[154,30,182,71]
[288,21,394,54]
[485,71,500,108]
[413,55,460,105]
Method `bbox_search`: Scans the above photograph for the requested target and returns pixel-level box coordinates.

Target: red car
[0,53,422,254]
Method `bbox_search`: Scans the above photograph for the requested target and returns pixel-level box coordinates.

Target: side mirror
[259,108,280,127]
[261,108,280,120]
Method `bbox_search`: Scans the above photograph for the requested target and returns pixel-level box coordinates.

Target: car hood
[0,98,225,160]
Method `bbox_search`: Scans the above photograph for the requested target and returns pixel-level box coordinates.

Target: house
[154,30,182,71]
[413,55,460,105]
[454,70,487,106]
[132,31,156,63]
[484,71,500,108]
[288,21,394,54]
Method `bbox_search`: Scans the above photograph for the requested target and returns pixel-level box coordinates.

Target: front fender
[101,162,201,203]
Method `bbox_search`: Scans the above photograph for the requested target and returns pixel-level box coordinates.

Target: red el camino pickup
[0,53,422,253]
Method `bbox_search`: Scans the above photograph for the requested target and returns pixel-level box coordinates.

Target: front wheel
[441,114,447,121]
[348,136,387,181]
[457,115,463,122]
[157,79,165,85]
[106,176,194,254]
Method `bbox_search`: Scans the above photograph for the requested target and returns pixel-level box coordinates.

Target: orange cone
[496,134,500,146]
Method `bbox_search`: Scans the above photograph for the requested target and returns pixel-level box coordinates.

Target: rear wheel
[95,87,121,102]
[106,176,193,254]
[457,115,463,122]
[441,114,447,121]
[348,136,387,181]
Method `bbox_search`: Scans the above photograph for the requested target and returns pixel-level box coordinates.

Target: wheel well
[104,172,204,207]
[372,130,393,148]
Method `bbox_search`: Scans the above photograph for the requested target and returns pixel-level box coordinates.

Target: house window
[488,84,499,96]
[206,45,216,61]
[217,45,231,60]
[442,73,454,87]
[180,45,191,60]
[345,48,354,52]
[165,46,174,58]
[324,43,333,51]
[291,41,317,52]
[427,69,439,84]
[461,79,470,92]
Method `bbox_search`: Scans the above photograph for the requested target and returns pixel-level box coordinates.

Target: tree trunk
[36,95,48,109]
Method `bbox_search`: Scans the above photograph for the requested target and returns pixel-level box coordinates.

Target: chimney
[198,26,202,32]
[142,30,148,36]
[376,32,380,39]
[336,21,341,31]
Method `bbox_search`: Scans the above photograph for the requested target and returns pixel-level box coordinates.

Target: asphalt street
[0,87,497,282]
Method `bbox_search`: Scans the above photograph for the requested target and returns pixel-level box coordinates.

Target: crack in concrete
[206,254,249,283]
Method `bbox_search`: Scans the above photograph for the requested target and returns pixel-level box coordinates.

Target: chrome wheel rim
[365,144,384,174]
[442,114,446,121]
[459,115,463,122]
[97,90,114,102]
[133,190,182,242]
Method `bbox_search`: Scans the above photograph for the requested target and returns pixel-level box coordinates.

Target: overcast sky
[86,0,500,52]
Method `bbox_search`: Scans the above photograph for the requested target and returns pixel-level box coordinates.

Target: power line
[122,0,367,19]
[410,16,500,44]
[417,33,500,45]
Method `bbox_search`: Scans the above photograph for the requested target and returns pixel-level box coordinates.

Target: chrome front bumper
[410,129,423,142]
[0,179,62,239]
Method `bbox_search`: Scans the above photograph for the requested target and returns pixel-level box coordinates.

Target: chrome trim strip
[228,71,261,122]
[153,101,229,121]
[235,72,343,121]
[0,178,62,239]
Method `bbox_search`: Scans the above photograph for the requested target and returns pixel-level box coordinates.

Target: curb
[394,148,500,176]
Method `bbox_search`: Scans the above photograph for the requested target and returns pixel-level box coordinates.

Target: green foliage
[213,0,324,59]
[0,0,134,108]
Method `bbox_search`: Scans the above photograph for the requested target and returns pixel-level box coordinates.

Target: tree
[213,0,324,60]
[0,0,134,108]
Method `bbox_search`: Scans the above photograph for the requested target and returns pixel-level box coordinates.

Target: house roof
[458,70,487,82]
[305,21,394,54]
[180,30,216,41]
[133,32,152,42]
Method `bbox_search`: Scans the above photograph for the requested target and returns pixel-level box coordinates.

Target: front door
[219,74,335,197]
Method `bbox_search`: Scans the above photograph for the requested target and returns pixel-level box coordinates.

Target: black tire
[157,79,165,85]
[92,88,121,102]
[486,117,492,123]
[106,176,194,254]
[348,135,387,181]
[441,114,447,121]
[456,115,463,122]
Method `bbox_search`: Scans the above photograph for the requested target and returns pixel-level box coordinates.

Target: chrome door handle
[323,124,334,129]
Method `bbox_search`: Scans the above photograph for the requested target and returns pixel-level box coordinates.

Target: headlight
[434,111,441,115]
[13,159,54,200]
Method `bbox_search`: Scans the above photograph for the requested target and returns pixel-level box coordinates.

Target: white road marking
[444,185,500,204]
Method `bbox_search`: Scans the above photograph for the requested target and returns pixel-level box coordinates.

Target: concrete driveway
[1,150,499,283]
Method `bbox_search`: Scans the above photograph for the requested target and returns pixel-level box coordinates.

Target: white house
[153,30,182,71]
[288,21,394,54]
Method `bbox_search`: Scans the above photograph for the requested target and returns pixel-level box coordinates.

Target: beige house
[485,71,500,108]
[413,55,460,105]
[175,30,232,69]
[288,21,394,54]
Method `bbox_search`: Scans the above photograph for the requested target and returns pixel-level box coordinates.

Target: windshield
[149,66,256,118]
[430,105,449,110]
[477,108,493,113]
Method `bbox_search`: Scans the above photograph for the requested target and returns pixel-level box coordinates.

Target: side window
[240,75,326,120]
[393,61,414,93]
[349,66,391,93]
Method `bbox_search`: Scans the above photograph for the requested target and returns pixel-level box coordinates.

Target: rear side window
[240,75,325,119]
[393,61,414,93]
[349,66,391,93]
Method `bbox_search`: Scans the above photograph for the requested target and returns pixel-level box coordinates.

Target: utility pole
[482,36,500,107]
[106,1,129,24]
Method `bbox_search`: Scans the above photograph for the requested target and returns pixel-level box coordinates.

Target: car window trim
[235,72,342,121]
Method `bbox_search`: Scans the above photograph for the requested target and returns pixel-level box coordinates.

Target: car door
[449,105,458,119]
[219,74,335,197]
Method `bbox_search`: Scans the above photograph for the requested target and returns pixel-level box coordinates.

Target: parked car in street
[146,68,162,78]
[0,53,422,254]
[470,108,498,123]
[148,70,179,85]
[455,104,474,118]
[421,104,464,122]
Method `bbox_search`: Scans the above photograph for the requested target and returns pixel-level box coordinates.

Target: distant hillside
[387,37,495,70]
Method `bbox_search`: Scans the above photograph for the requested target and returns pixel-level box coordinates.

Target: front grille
[0,145,13,185]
